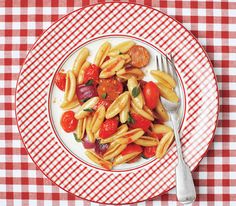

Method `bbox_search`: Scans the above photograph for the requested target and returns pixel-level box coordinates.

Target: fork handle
[170,113,196,204]
[169,113,183,161]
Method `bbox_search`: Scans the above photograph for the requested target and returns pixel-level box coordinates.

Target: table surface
[0,0,235,205]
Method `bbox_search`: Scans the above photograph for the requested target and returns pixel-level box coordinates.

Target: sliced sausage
[128,45,150,68]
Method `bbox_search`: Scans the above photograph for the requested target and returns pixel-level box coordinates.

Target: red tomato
[121,143,143,156]
[93,99,112,110]
[143,146,157,158]
[97,78,123,101]
[143,81,160,109]
[99,118,118,139]
[55,72,66,91]
[60,111,78,132]
[83,64,100,85]
[146,129,163,140]
[129,113,151,132]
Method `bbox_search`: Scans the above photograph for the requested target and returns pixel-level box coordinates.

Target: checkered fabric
[0,0,235,206]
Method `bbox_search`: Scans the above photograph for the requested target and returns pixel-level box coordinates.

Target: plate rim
[15,2,220,204]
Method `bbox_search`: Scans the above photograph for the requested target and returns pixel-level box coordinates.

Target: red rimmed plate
[15,3,219,204]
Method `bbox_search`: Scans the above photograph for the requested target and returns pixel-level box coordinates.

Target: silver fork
[156,53,196,205]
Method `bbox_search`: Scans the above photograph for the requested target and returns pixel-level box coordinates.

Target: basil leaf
[80,98,90,103]
[101,93,107,99]
[83,108,94,112]
[132,86,140,98]
[127,113,135,124]
[85,79,94,86]
[73,133,81,142]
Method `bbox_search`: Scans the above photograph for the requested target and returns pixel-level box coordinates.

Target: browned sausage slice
[128,45,150,68]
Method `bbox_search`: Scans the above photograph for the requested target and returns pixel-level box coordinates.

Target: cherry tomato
[143,146,157,158]
[83,64,100,85]
[121,143,143,156]
[55,72,66,91]
[97,78,123,101]
[99,118,118,139]
[143,81,160,109]
[60,111,78,132]
[129,113,151,132]
[93,99,112,110]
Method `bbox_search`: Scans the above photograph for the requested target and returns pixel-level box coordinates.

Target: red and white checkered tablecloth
[0,0,235,205]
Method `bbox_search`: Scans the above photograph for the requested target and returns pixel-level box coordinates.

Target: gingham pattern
[0,1,235,206]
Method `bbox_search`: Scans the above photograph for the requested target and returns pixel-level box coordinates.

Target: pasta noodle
[156,131,174,158]
[103,142,127,160]
[131,101,154,121]
[119,95,130,123]
[74,97,99,119]
[109,40,135,54]
[77,61,91,84]
[155,100,169,122]
[157,83,179,103]
[91,105,106,133]
[114,128,144,145]
[151,124,172,134]
[72,47,89,77]
[116,68,144,80]
[94,41,111,67]
[151,70,176,88]
[76,118,86,140]
[106,91,129,119]
[85,150,112,170]
[128,76,144,109]
[134,136,159,146]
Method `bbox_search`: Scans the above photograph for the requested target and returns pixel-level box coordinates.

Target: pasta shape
[103,142,127,160]
[151,70,176,88]
[116,68,144,81]
[128,76,144,109]
[114,128,144,145]
[86,115,95,143]
[118,54,131,64]
[75,117,86,140]
[157,83,179,103]
[67,71,76,102]
[74,97,99,119]
[72,47,89,77]
[99,58,125,78]
[85,150,112,170]
[77,61,91,84]
[134,136,159,146]
[131,101,154,121]
[113,151,141,166]
[94,41,111,67]
[151,124,173,134]
[156,131,174,158]
[106,91,129,119]
[109,40,135,54]
[100,124,128,144]
[91,105,106,133]
[119,95,130,123]
[155,100,169,122]
[60,94,80,110]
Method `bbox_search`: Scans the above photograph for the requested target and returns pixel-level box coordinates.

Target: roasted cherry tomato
[97,78,123,101]
[99,118,118,139]
[143,81,160,109]
[54,72,66,91]
[83,64,100,85]
[129,113,151,132]
[121,143,143,156]
[93,99,112,110]
[60,111,78,132]
[143,146,157,158]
